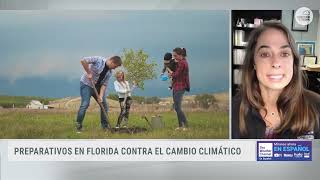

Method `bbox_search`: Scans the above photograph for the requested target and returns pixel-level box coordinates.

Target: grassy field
[0,109,228,139]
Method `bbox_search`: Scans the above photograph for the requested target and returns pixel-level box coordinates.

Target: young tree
[121,49,158,90]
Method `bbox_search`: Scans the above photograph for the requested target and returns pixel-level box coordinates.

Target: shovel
[91,79,114,132]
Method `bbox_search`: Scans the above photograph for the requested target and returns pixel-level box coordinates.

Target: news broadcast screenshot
[0,0,319,179]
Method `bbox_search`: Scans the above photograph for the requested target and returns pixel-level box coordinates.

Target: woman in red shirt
[169,47,190,131]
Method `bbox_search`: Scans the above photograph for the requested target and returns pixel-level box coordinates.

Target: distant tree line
[108,93,218,109]
[0,96,57,108]
[107,93,161,104]
[194,94,217,109]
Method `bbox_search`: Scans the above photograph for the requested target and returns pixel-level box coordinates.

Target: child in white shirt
[114,71,136,128]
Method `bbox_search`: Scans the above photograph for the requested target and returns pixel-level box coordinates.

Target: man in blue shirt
[76,56,122,132]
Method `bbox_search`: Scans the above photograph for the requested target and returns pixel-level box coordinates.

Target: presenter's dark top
[232,90,320,139]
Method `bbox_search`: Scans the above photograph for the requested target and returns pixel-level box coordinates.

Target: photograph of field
[0,10,229,139]
[0,92,228,138]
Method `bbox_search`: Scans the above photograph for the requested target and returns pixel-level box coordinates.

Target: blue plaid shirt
[80,56,113,88]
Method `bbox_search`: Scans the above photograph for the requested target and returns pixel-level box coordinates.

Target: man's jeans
[173,90,188,127]
[76,82,109,128]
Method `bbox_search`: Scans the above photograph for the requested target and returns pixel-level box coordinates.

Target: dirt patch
[110,127,148,134]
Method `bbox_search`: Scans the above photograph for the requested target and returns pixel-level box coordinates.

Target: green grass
[0,95,57,108]
[0,110,228,139]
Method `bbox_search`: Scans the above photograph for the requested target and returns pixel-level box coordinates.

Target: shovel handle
[91,80,113,130]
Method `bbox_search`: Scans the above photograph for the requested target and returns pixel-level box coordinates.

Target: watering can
[151,115,165,129]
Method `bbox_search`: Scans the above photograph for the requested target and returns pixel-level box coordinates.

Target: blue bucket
[160,74,169,81]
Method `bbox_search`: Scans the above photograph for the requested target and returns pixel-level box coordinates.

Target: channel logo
[257,141,312,161]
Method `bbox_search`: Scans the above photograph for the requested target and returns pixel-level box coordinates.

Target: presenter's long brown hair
[239,21,318,136]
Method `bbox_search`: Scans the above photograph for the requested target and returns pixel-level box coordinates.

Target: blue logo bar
[257,141,312,161]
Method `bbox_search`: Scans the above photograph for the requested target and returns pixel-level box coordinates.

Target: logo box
[257,141,312,161]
